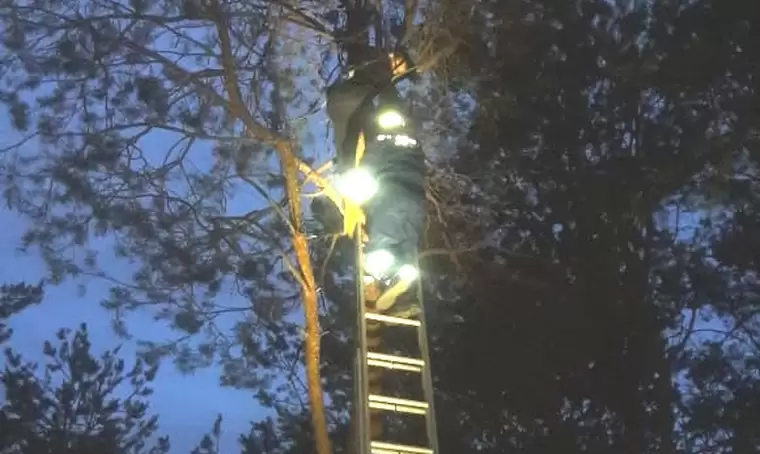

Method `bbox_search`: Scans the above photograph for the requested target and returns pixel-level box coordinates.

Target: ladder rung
[367,352,424,366]
[367,358,422,372]
[368,394,429,415]
[366,312,421,327]
[369,401,428,415]
[370,441,433,454]
[367,352,424,372]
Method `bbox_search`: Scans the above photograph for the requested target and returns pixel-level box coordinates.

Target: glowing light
[376,134,417,148]
[335,167,378,204]
[397,264,419,282]
[365,249,395,278]
[394,134,417,148]
[376,110,406,130]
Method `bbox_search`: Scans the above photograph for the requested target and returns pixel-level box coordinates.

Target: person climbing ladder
[320,51,425,316]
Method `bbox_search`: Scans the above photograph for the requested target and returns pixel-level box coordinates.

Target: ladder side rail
[355,227,372,454]
[416,262,439,454]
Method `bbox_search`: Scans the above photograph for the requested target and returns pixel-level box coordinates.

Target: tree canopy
[1,0,760,453]
[426,1,760,453]
[0,323,170,454]
[0,282,43,344]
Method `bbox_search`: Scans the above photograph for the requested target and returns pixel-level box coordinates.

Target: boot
[373,277,412,312]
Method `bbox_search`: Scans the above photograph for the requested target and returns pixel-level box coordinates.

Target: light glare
[376,134,418,148]
[336,168,378,204]
[397,264,419,282]
[365,249,395,278]
[377,110,405,130]
[394,134,417,148]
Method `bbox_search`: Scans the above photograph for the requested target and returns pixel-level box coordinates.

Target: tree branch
[208,3,332,454]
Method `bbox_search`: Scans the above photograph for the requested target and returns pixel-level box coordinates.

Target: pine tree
[0,1,452,453]
[2,0,760,453]
[0,324,171,454]
[0,283,43,343]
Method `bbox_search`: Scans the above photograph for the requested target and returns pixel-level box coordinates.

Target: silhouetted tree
[189,414,224,454]
[423,1,760,453]
[0,282,43,344]
[3,0,760,454]
[0,1,456,452]
[0,324,170,454]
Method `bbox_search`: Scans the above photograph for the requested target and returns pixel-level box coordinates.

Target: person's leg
[359,138,425,311]
[363,188,424,313]
[326,79,375,171]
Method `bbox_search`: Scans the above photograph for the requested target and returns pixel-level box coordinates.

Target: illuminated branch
[209,2,332,454]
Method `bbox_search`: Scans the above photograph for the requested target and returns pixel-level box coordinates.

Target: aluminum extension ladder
[353,232,439,454]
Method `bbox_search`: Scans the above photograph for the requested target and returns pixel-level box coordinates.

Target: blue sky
[0,6,743,449]
[0,123,269,452]
[0,29,333,449]
[1,207,267,454]
[0,128,726,453]
[0,13,336,451]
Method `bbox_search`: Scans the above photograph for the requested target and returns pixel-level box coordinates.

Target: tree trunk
[208,2,333,452]
[280,143,333,454]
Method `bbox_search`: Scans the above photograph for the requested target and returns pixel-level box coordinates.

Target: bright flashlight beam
[377,110,406,130]
[335,168,378,204]
[397,264,419,282]
[365,249,395,278]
